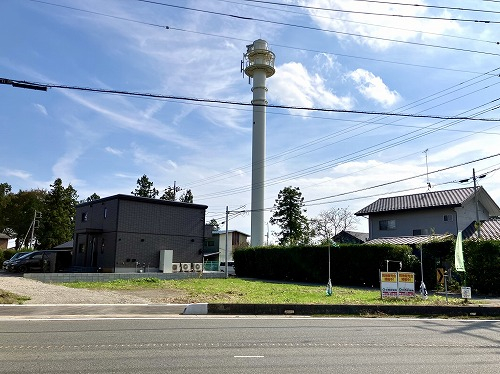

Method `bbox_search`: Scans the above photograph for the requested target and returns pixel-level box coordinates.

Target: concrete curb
[183,303,208,315]
[206,303,500,317]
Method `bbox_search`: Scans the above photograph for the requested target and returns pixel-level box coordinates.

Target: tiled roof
[463,219,500,240]
[344,231,369,242]
[356,187,477,215]
[366,234,453,245]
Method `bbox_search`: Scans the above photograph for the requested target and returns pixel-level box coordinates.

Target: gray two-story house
[73,194,208,272]
[355,187,500,242]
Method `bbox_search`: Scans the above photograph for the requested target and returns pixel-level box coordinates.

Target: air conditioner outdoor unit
[192,263,203,272]
[181,263,192,272]
[171,263,181,273]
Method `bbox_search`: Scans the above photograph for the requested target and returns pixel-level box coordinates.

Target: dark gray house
[333,230,369,244]
[355,187,500,241]
[74,194,208,272]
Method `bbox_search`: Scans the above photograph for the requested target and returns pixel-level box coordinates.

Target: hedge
[234,240,500,295]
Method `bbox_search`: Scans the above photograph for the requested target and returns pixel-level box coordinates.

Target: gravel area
[0,272,185,304]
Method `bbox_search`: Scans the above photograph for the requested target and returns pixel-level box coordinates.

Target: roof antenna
[424,149,431,190]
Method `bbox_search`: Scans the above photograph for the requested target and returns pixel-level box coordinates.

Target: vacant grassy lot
[62,278,470,306]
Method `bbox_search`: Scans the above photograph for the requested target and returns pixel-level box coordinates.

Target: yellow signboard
[380,271,415,298]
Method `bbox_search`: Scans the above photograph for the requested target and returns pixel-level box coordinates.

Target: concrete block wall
[24,271,225,283]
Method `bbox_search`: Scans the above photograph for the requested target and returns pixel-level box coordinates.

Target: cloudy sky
[2,0,500,241]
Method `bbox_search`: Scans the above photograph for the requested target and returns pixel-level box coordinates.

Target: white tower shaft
[243,39,275,247]
[251,69,267,247]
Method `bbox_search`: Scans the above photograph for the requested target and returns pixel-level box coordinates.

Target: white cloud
[105,146,123,156]
[348,69,400,107]
[1,168,32,180]
[269,61,353,109]
[34,103,48,116]
[302,0,461,50]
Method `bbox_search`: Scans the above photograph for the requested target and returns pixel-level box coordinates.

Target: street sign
[437,268,444,284]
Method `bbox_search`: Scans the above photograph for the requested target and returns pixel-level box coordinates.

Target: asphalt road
[0,317,498,373]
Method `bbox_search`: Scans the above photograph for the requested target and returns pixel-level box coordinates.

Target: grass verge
[0,290,30,304]
[62,278,473,306]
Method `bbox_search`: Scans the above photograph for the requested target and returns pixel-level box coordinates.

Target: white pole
[250,67,266,247]
[225,206,229,279]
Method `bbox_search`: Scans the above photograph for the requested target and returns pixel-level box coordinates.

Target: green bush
[234,243,417,287]
[234,240,500,295]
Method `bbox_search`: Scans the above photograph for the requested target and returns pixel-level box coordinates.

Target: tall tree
[311,207,359,244]
[85,193,101,202]
[37,178,78,249]
[6,189,46,249]
[160,184,182,201]
[270,186,310,246]
[0,182,13,233]
[208,218,220,231]
[179,189,194,203]
[131,175,158,198]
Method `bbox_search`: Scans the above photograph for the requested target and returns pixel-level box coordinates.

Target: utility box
[159,250,173,273]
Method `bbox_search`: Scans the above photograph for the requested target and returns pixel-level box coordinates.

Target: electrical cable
[241,0,500,16]
[25,0,499,75]
[132,0,500,55]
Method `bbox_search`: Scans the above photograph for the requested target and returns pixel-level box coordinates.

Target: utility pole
[473,168,481,239]
[459,168,486,239]
[225,206,229,279]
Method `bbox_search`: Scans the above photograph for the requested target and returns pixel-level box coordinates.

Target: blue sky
[2,0,500,241]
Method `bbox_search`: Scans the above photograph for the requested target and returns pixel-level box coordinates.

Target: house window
[78,243,86,253]
[104,208,107,219]
[444,214,454,222]
[379,219,396,230]
[206,240,215,247]
[81,212,88,222]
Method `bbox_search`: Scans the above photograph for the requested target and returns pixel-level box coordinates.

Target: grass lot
[0,290,30,304]
[62,278,471,306]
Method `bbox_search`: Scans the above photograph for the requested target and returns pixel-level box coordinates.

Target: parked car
[2,252,31,271]
[8,250,72,273]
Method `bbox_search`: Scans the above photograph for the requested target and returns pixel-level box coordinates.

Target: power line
[213,0,499,45]
[241,0,500,17]
[3,78,500,122]
[132,0,500,55]
[26,0,499,75]
[303,153,500,205]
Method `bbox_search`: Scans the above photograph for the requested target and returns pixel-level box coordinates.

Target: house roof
[0,233,10,240]
[355,187,500,216]
[212,230,250,237]
[463,219,500,240]
[77,194,208,210]
[333,230,369,243]
[366,234,453,245]
[53,240,73,249]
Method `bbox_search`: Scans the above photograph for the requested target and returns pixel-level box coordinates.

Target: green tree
[37,178,78,249]
[311,207,359,244]
[85,193,101,202]
[131,175,158,198]
[208,218,220,231]
[0,182,13,233]
[160,184,181,201]
[179,189,194,203]
[6,189,46,249]
[270,186,310,246]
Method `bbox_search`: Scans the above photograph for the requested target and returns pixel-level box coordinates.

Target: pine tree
[37,178,78,249]
[270,186,310,246]
[131,175,159,198]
